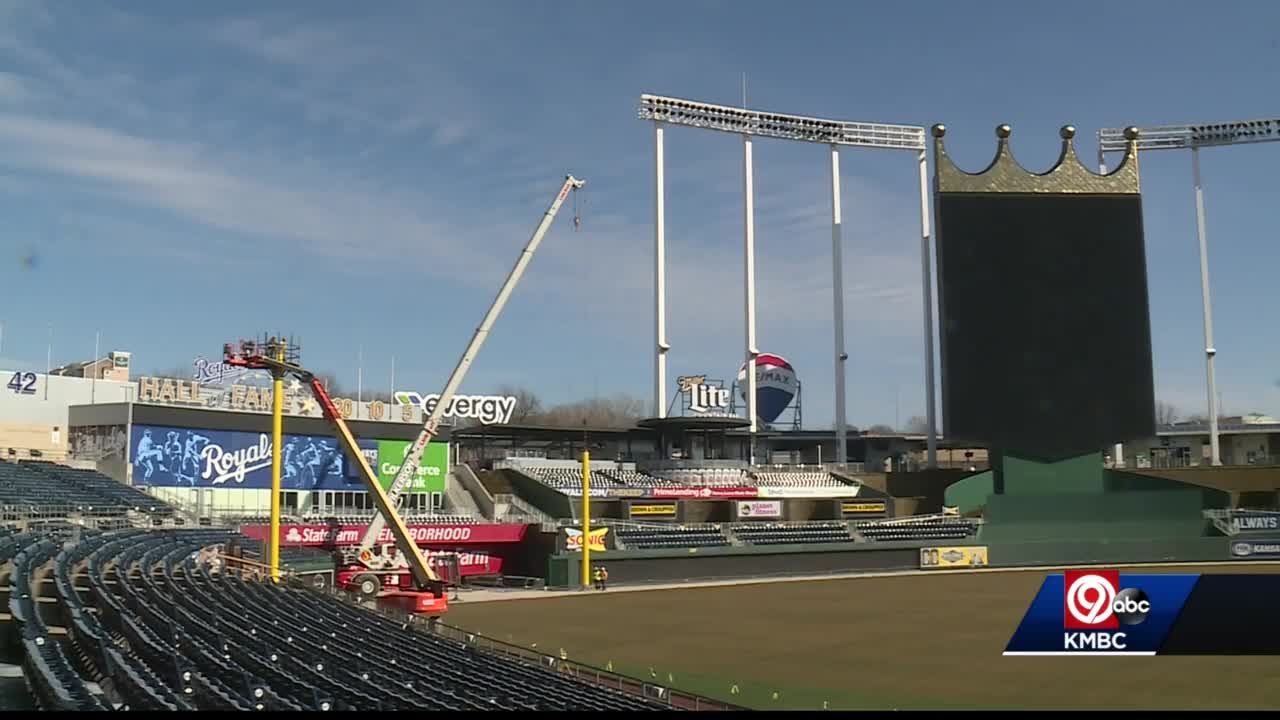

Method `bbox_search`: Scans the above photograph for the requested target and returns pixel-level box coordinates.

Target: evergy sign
[394,392,517,425]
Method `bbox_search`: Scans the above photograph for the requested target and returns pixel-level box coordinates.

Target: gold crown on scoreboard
[932,124,1140,195]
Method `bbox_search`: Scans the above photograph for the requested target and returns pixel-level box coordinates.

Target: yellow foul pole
[269,339,286,582]
[581,449,591,589]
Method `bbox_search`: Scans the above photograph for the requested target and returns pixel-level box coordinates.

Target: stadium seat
[9,524,674,712]
[614,524,730,550]
[730,521,855,546]
[854,517,978,543]
[0,460,177,518]
[748,471,847,488]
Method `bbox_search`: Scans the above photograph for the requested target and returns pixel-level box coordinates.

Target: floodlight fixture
[640,92,938,467]
[1096,115,1280,467]
[638,94,926,151]
[1099,117,1280,154]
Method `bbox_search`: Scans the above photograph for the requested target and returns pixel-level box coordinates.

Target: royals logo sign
[201,433,273,486]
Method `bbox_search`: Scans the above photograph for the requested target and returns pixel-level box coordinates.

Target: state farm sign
[241,522,528,547]
[448,551,505,577]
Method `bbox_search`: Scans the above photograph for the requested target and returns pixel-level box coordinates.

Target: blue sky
[2,0,1279,429]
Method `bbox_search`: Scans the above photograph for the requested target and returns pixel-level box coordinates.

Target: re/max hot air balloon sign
[736,354,799,425]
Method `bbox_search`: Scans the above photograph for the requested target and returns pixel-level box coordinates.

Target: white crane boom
[359,174,584,551]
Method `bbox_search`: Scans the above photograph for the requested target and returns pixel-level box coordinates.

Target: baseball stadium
[3,92,1280,712]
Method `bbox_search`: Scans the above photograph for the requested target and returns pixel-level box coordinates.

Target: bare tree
[1155,401,1180,426]
[312,373,350,398]
[904,416,930,434]
[493,385,544,424]
[146,364,194,379]
[867,423,896,434]
[538,393,647,428]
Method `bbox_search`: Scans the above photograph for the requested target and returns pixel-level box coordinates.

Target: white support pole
[91,331,99,403]
[654,122,669,419]
[1192,147,1221,466]
[829,145,848,465]
[743,135,759,462]
[917,150,938,469]
[1098,150,1125,468]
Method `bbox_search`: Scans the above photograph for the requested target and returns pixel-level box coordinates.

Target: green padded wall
[979,489,1205,543]
[944,471,994,515]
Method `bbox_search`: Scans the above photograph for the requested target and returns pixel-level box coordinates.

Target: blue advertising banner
[130,424,378,490]
[1006,571,1280,655]
[1230,539,1280,559]
[1004,571,1197,655]
[1228,510,1280,534]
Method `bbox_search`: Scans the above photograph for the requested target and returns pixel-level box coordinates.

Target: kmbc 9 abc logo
[1063,570,1151,629]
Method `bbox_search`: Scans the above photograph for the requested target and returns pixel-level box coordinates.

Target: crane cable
[573,182,582,232]
[572,183,600,401]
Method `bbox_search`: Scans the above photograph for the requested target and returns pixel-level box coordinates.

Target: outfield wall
[544,536,1242,589]
[549,543,924,588]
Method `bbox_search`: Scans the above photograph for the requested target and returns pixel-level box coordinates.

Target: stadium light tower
[1099,117,1280,467]
[638,94,937,467]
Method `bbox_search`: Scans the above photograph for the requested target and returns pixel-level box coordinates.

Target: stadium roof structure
[638,415,752,432]
[451,423,644,442]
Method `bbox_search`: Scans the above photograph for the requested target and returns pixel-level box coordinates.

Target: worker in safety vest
[600,566,609,591]
[592,566,603,591]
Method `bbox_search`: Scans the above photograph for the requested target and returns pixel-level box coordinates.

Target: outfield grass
[446,565,1280,710]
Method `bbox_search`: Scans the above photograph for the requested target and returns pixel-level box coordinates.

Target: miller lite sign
[678,375,730,415]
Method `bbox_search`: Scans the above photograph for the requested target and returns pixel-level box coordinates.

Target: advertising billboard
[841,501,887,516]
[757,486,860,499]
[1229,539,1280,559]
[629,502,677,518]
[130,424,440,493]
[564,527,609,552]
[374,439,449,494]
[920,546,988,569]
[650,486,758,500]
[240,522,528,546]
[737,500,783,519]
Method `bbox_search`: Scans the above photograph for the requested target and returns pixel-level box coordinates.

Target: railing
[1,447,68,461]
[557,517,712,532]
[639,459,749,472]
[753,462,827,472]
[859,513,983,527]
[1203,509,1239,536]
[452,463,496,519]
[277,572,739,710]
[0,504,180,531]
[818,462,865,475]
[424,621,740,710]
[1140,454,1280,469]
[494,493,557,528]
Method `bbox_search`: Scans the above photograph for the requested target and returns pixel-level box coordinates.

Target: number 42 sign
[7,371,37,395]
